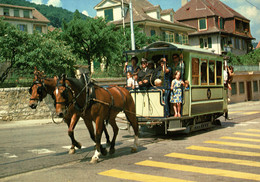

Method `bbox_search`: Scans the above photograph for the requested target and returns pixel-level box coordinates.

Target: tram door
[247,81,252,101]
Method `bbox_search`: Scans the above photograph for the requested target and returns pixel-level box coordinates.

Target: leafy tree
[62,12,120,71]
[0,19,78,83]
[228,49,260,66]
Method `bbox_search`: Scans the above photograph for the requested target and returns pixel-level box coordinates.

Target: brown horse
[53,75,139,163]
[28,68,111,154]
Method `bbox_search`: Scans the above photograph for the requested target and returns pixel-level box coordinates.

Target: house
[94,0,196,45]
[229,71,260,103]
[175,0,255,55]
[0,4,50,34]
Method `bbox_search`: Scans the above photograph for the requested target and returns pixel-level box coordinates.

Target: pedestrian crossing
[99,126,260,181]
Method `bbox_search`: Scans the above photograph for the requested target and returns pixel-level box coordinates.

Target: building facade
[230,71,260,103]
[0,4,50,34]
[94,0,196,45]
[175,0,254,55]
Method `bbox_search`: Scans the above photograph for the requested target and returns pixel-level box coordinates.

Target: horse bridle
[54,82,75,108]
[29,80,47,102]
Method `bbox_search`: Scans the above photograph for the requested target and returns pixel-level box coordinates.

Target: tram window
[216,61,222,85]
[201,59,208,85]
[192,58,199,85]
[209,61,215,85]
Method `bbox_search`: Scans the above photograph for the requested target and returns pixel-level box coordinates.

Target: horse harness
[29,80,47,102]
[55,78,126,116]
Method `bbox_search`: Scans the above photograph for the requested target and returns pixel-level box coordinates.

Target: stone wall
[0,87,54,121]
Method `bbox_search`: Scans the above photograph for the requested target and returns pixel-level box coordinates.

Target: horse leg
[67,113,81,154]
[83,116,107,156]
[125,110,139,153]
[90,116,105,164]
[103,122,111,147]
[108,114,119,155]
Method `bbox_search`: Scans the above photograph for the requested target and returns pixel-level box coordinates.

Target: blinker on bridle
[29,80,46,102]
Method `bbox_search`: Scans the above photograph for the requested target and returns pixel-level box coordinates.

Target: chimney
[182,0,188,7]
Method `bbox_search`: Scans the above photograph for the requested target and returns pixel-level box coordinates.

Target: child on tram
[170,70,184,117]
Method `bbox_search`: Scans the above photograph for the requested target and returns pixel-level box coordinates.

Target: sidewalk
[0,101,259,129]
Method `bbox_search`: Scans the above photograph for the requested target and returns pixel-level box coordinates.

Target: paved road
[1,101,260,182]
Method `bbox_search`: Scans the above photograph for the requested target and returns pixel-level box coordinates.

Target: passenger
[126,72,134,88]
[153,58,172,117]
[137,58,153,88]
[170,71,184,117]
[124,56,140,74]
[147,60,155,70]
[132,72,139,89]
[172,54,185,80]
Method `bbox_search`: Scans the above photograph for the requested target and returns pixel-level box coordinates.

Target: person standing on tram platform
[153,57,172,117]
[172,54,185,80]
[124,56,140,75]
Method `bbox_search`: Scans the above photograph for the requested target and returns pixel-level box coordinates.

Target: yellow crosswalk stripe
[247,129,260,133]
[187,145,260,157]
[234,132,260,137]
[228,111,241,114]
[221,136,260,142]
[136,160,260,181]
[243,111,260,115]
[204,140,260,149]
[165,152,260,167]
[98,169,195,182]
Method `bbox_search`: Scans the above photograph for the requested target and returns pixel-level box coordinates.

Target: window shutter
[200,38,204,48]
[208,37,212,48]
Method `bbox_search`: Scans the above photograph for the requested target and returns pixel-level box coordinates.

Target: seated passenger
[138,58,153,88]
[132,72,139,89]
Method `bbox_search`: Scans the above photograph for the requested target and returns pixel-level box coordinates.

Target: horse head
[29,67,47,109]
[53,75,74,118]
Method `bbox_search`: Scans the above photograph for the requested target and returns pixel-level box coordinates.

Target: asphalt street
[1,101,260,182]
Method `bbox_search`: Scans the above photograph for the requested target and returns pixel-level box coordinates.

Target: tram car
[124,41,228,134]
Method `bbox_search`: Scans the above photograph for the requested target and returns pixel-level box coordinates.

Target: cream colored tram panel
[131,91,164,117]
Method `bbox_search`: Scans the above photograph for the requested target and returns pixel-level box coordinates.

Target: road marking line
[221,136,260,142]
[243,111,260,115]
[236,123,248,126]
[98,169,195,182]
[186,145,260,157]
[165,152,260,167]
[136,160,260,181]
[234,132,260,137]
[0,153,18,158]
[62,146,87,149]
[247,129,260,133]
[204,141,260,149]
[28,149,56,155]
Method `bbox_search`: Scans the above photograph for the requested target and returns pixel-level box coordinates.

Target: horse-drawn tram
[124,41,228,134]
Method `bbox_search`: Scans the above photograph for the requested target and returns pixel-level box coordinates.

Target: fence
[233,65,260,72]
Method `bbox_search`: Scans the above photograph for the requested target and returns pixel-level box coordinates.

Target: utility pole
[121,0,125,35]
[129,0,135,50]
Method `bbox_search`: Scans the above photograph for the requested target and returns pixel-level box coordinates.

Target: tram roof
[124,41,220,56]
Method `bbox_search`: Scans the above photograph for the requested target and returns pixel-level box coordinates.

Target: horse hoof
[131,148,137,153]
[101,148,108,156]
[90,158,98,164]
[76,142,82,149]
[109,148,115,155]
[69,148,75,154]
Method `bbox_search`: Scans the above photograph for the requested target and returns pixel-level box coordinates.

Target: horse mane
[66,77,85,93]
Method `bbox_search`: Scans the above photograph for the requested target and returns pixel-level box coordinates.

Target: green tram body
[125,41,228,134]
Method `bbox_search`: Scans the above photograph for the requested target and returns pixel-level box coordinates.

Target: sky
[27,0,260,42]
